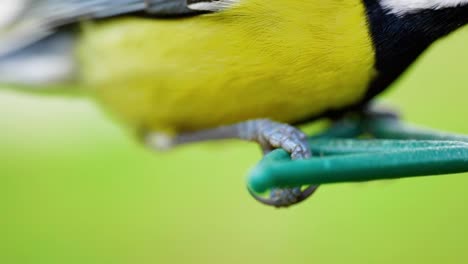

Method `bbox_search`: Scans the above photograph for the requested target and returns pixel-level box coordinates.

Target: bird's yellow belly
[77,0,376,134]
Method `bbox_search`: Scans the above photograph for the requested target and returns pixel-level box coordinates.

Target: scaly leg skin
[145,119,319,208]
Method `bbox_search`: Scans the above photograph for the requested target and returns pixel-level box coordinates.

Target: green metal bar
[366,117,468,142]
[249,145,468,193]
[308,139,467,156]
[247,117,468,194]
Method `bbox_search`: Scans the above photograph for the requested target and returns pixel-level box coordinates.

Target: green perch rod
[247,116,468,194]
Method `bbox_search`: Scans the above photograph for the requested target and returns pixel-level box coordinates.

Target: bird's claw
[249,185,319,208]
[245,119,318,207]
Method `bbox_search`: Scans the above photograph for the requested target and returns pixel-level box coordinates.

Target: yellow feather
[77,0,376,134]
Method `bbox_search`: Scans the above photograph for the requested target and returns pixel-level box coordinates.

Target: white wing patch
[0,32,76,85]
[381,0,468,15]
[0,0,26,28]
[188,0,240,12]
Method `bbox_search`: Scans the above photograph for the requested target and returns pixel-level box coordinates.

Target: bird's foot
[238,119,317,207]
[143,119,318,208]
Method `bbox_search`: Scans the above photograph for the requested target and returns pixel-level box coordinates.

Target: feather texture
[77,0,376,133]
[0,0,242,86]
[0,0,201,57]
[188,0,240,12]
[381,0,468,14]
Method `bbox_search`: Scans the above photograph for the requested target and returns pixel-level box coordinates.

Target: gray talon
[248,119,316,207]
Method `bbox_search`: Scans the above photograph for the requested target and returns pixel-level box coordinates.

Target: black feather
[361,0,468,104]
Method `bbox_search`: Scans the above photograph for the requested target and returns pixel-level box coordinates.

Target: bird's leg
[144,119,318,207]
[362,102,401,120]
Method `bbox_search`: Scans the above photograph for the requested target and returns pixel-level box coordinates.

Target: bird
[0,0,467,207]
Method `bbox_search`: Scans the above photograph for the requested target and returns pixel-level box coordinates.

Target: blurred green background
[1,27,468,264]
